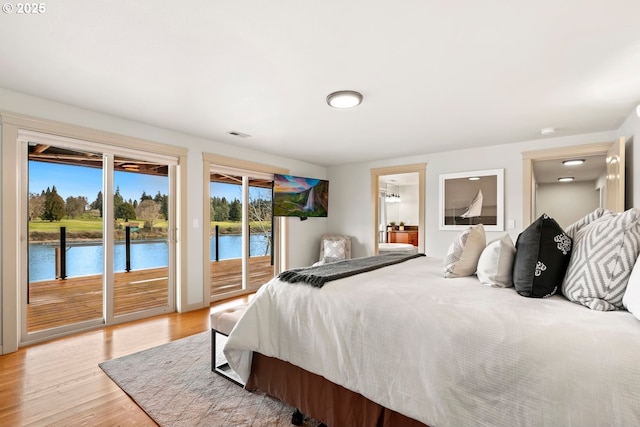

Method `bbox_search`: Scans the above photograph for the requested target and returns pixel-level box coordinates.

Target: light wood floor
[0,295,253,427]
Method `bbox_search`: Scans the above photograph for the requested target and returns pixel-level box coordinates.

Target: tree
[90,191,103,217]
[140,191,153,202]
[116,201,136,221]
[65,196,87,219]
[229,199,242,222]
[135,199,160,229]
[211,196,230,221]
[154,191,168,220]
[29,192,46,220]
[42,186,65,221]
[248,192,273,256]
[113,186,124,218]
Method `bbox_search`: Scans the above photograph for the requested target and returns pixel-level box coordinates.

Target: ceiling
[533,155,606,184]
[380,173,419,187]
[1,1,639,167]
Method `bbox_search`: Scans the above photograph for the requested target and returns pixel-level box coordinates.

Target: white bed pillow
[622,255,640,321]
[477,234,516,288]
[443,224,486,278]
[562,208,640,311]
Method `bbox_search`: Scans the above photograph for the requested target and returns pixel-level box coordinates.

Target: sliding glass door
[209,171,275,298]
[113,155,171,316]
[23,132,176,340]
[27,146,104,333]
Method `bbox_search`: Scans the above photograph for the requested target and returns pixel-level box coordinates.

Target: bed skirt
[246,352,429,427]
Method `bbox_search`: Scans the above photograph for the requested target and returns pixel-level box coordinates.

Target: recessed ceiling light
[540,127,555,136]
[558,177,574,182]
[562,159,585,166]
[468,176,481,181]
[326,90,363,109]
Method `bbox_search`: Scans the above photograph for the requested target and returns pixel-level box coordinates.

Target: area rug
[99,331,320,427]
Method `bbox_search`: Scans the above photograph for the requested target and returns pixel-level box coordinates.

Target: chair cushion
[210,304,248,335]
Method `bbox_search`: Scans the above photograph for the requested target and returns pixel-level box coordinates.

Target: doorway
[203,154,288,304]
[23,132,177,342]
[522,138,625,227]
[370,164,426,255]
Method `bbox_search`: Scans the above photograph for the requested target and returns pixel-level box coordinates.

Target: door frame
[370,163,426,255]
[202,153,288,305]
[1,112,188,352]
[521,138,625,226]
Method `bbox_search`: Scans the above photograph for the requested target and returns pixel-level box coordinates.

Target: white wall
[535,181,600,229]
[327,129,630,259]
[617,107,640,208]
[0,88,328,313]
[399,184,419,226]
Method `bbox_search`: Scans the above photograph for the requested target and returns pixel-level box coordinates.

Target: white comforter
[225,257,640,427]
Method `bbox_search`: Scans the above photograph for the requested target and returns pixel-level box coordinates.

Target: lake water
[28,234,270,282]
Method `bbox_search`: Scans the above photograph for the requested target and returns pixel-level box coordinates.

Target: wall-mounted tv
[273,173,329,218]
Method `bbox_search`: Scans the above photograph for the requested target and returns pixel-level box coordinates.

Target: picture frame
[439,168,504,231]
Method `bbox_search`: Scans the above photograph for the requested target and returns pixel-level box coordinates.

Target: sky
[210,182,271,201]
[29,161,271,206]
[29,161,168,204]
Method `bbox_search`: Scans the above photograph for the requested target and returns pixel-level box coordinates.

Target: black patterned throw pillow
[513,214,572,298]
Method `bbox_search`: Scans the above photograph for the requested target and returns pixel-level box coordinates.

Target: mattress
[225,256,640,427]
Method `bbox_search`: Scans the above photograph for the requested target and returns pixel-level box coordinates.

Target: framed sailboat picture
[439,168,504,231]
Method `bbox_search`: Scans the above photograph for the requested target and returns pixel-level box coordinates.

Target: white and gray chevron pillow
[564,208,612,240]
[323,239,346,260]
[562,208,640,311]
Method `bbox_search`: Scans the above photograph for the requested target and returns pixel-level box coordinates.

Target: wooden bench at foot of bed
[246,352,429,427]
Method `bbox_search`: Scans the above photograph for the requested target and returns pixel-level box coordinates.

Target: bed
[224,210,640,427]
[378,242,419,254]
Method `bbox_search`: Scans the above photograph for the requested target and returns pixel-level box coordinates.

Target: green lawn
[211,221,270,234]
[29,218,104,232]
[29,218,265,233]
[29,218,169,232]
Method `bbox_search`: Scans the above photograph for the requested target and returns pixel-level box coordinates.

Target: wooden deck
[27,256,274,333]
[210,255,274,296]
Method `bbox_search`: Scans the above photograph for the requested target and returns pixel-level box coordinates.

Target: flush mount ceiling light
[326,90,363,109]
[562,159,585,166]
[540,127,555,136]
[468,176,481,181]
[558,177,575,182]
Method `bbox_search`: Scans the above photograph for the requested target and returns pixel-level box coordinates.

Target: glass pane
[248,180,274,287]
[27,144,103,332]
[210,175,243,296]
[113,156,170,316]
